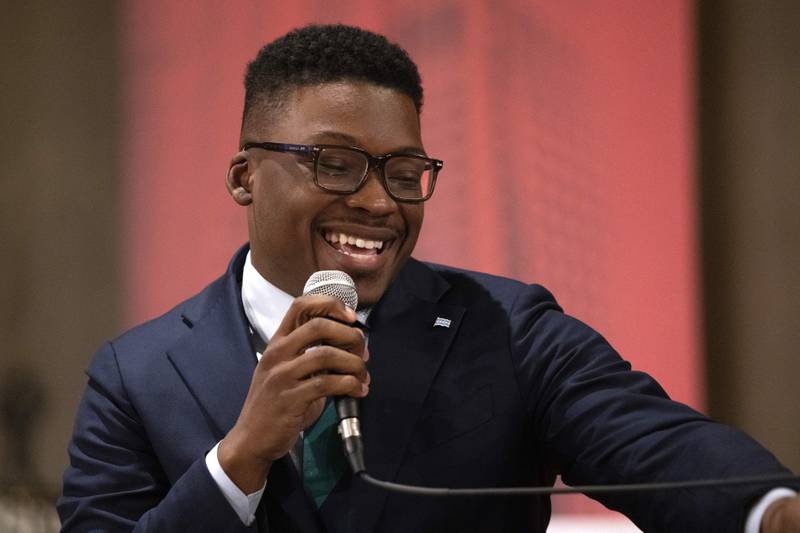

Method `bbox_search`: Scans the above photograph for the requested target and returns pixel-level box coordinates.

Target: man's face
[235,81,425,307]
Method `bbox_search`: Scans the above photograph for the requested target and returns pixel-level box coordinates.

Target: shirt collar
[241,250,294,346]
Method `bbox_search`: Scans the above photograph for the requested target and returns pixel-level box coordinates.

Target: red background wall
[122,0,698,515]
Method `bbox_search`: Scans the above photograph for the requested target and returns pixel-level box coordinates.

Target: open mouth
[323,231,387,256]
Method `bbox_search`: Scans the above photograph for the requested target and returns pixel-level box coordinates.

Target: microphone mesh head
[302,270,358,311]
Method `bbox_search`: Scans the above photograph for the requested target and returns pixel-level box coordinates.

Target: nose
[344,169,398,216]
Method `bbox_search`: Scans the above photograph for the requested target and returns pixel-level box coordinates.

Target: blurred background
[1,0,798,529]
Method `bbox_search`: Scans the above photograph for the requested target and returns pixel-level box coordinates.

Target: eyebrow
[306,130,427,156]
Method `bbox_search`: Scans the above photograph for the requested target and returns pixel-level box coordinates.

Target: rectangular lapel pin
[433,317,452,328]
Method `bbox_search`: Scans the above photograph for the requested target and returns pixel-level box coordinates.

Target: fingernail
[361,383,369,395]
[365,371,371,386]
[363,346,370,361]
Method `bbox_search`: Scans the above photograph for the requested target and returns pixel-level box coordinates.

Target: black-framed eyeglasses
[241,141,443,203]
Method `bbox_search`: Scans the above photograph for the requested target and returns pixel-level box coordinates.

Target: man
[59,24,800,532]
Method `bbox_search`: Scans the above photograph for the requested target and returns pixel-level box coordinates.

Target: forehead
[246,82,423,153]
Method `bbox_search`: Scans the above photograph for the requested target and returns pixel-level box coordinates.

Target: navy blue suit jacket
[59,246,793,532]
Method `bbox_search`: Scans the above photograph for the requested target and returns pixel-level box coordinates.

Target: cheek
[403,205,425,242]
[251,179,336,250]
[250,182,301,247]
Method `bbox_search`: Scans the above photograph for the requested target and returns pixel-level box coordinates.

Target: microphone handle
[335,396,366,474]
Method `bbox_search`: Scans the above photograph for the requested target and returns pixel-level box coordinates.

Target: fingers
[284,372,369,406]
[264,295,365,368]
[254,292,369,398]
[265,317,365,366]
[257,291,369,399]
[225,294,369,468]
[288,345,369,382]
[273,294,357,339]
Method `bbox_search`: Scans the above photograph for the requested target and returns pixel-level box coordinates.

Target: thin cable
[358,472,800,496]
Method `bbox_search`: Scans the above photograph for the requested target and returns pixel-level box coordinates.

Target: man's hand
[217,294,369,493]
[762,494,800,533]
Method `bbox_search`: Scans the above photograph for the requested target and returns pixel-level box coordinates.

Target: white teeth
[323,231,386,251]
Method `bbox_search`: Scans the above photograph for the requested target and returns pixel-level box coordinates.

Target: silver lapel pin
[433,317,452,328]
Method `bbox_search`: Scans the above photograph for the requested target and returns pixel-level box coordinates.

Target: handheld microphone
[302,270,367,475]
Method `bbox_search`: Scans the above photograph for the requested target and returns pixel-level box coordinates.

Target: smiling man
[59,24,800,533]
[230,79,429,307]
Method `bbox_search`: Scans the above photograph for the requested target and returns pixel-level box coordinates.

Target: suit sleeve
[58,342,257,533]
[508,284,797,533]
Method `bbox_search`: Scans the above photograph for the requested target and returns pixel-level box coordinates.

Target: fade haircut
[242,24,423,128]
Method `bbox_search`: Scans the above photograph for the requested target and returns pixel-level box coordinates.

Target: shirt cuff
[205,441,266,526]
[744,487,797,533]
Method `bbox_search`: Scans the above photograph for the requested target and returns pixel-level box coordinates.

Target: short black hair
[242,24,423,125]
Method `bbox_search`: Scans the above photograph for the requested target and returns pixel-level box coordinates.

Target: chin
[354,287,381,308]
[353,277,390,308]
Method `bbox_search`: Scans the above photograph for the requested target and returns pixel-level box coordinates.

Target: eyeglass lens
[315,147,433,200]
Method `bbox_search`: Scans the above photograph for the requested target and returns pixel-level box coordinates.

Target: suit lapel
[166,262,255,440]
[166,247,320,533]
[347,260,465,532]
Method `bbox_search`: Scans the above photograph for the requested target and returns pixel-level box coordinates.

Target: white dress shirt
[205,251,795,528]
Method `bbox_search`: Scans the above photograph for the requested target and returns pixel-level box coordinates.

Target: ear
[226,151,253,206]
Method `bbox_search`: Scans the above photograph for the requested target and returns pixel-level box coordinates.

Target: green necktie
[302,401,347,508]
